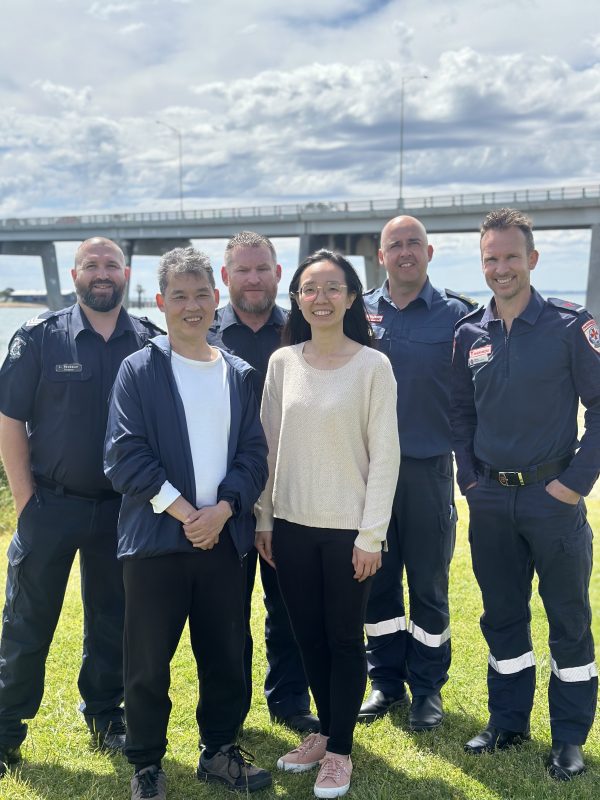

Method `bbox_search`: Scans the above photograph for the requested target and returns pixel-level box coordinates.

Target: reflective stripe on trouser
[365,456,456,696]
[467,476,597,744]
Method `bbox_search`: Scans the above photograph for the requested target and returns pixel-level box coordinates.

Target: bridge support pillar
[586,224,600,321]
[298,233,380,290]
[40,243,62,311]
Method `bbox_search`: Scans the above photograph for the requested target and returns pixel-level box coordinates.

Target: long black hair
[282,249,373,346]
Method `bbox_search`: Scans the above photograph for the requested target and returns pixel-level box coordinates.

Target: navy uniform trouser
[241,546,310,721]
[466,475,597,744]
[0,486,124,749]
[365,455,456,696]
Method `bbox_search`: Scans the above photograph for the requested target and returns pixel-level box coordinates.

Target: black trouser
[0,487,124,749]
[122,536,246,768]
[241,548,311,721]
[365,455,455,696]
[273,519,372,756]
[467,475,597,744]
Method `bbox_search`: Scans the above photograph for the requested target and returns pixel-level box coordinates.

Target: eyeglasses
[294,282,347,301]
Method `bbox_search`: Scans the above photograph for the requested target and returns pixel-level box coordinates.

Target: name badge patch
[55,363,83,373]
[468,344,492,367]
[582,319,600,352]
[366,313,383,323]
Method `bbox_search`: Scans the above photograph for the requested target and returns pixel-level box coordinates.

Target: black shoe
[546,741,586,780]
[0,746,22,779]
[93,719,126,754]
[464,723,531,754]
[357,688,409,724]
[408,692,444,731]
[270,711,320,734]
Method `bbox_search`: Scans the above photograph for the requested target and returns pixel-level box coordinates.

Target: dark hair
[283,249,373,346]
[480,208,535,254]
[158,247,215,294]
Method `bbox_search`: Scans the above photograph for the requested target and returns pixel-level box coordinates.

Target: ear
[275,263,282,283]
[221,266,230,287]
[427,244,434,263]
[378,248,385,266]
[214,288,220,305]
[70,268,77,283]
[528,250,539,271]
[346,292,357,309]
[124,266,131,281]
[156,293,165,311]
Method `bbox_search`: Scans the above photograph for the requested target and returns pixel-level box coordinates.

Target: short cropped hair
[224,231,277,267]
[480,208,535,254]
[157,247,215,294]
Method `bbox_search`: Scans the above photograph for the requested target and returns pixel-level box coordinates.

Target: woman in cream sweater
[255,250,400,799]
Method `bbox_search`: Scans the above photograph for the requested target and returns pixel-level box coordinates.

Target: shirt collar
[73,303,135,339]
[219,302,287,332]
[380,277,433,310]
[480,287,545,328]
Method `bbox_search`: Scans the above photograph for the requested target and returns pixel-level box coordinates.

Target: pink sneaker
[313,752,352,798]
[277,733,328,773]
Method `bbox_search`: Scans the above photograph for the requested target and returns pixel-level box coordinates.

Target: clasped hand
[183,502,232,550]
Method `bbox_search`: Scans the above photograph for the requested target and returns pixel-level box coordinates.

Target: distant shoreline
[0,301,45,308]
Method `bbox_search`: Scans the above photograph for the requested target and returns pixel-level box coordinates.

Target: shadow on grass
[383,704,600,799]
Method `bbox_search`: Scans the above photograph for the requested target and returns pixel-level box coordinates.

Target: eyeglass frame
[291,282,349,301]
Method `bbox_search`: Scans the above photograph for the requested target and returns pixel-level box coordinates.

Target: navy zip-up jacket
[104,335,268,559]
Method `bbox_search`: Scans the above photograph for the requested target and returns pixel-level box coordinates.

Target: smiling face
[156,271,219,349]
[378,215,433,297]
[481,226,538,308]
[222,244,281,315]
[296,260,356,332]
[71,238,130,312]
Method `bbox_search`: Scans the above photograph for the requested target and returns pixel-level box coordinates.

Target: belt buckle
[498,471,524,487]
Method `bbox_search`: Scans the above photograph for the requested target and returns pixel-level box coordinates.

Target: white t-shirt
[150,349,230,513]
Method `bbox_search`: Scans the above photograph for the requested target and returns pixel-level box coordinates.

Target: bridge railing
[1,184,599,229]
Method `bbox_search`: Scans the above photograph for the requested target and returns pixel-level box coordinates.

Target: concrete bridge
[1,183,599,316]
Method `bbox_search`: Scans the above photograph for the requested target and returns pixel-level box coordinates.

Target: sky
[0,0,599,297]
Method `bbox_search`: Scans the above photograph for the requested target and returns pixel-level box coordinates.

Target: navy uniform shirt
[364,278,475,459]
[207,303,287,397]
[451,288,600,496]
[0,304,163,496]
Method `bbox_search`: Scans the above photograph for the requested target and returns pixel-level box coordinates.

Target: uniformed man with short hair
[208,231,317,734]
[452,208,599,780]
[0,237,163,778]
[359,215,476,730]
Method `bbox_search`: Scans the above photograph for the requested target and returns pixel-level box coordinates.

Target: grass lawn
[0,492,597,800]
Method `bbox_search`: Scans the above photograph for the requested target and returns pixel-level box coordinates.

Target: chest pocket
[408,327,453,345]
[41,333,93,416]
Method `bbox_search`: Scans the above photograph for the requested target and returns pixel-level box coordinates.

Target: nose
[313,286,329,300]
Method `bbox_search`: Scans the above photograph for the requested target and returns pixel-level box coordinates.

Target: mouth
[494,276,514,286]
[312,309,333,317]
[183,315,203,323]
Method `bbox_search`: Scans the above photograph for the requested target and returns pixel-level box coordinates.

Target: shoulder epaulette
[131,315,166,335]
[444,288,480,311]
[22,309,58,330]
[547,297,588,315]
[455,305,484,328]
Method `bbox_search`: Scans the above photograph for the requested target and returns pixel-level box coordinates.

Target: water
[0,290,588,356]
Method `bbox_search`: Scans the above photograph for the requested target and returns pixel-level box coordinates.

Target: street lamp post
[156,120,184,215]
[398,74,427,207]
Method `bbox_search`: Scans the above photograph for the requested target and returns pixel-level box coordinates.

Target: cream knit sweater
[255,343,400,552]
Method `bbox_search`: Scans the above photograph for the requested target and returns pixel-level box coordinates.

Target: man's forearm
[0,413,34,514]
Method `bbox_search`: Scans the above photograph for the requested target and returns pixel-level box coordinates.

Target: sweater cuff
[150,481,182,514]
[254,505,273,532]
[354,529,383,553]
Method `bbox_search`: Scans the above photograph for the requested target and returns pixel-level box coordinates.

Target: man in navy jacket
[104,247,271,800]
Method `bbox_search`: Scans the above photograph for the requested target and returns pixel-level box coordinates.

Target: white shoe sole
[314,780,350,798]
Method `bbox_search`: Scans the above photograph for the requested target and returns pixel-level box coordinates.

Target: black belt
[34,475,119,502]
[477,457,572,487]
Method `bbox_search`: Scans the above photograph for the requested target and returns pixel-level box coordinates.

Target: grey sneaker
[131,765,167,800]
[197,744,272,792]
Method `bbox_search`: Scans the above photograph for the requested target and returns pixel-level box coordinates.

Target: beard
[77,280,125,312]
[230,285,277,315]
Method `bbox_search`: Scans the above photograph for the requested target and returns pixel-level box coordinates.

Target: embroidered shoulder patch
[582,319,600,352]
[8,335,27,362]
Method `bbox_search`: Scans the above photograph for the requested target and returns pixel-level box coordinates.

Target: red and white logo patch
[468,344,492,367]
[366,313,383,323]
[582,319,600,352]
